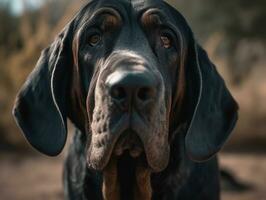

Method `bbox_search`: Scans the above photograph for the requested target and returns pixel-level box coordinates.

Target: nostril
[110,86,127,101]
[137,87,155,102]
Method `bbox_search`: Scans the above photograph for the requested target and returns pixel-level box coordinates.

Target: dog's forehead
[129,0,163,8]
[75,0,173,31]
[92,0,164,12]
[96,0,163,5]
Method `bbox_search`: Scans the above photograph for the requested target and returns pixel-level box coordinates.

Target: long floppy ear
[184,35,238,162]
[12,22,74,156]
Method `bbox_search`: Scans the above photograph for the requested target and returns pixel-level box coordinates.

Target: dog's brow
[140,8,166,27]
[88,7,122,30]
[89,7,122,25]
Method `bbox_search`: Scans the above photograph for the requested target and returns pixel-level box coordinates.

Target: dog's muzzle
[87,53,170,173]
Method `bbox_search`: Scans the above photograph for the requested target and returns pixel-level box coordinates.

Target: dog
[13,0,238,199]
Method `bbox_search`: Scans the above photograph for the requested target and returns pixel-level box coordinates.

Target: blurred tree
[0,0,84,151]
[0,3,22,55]
[0,0,265,151]
[169,0,266,84]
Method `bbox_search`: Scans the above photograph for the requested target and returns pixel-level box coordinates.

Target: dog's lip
[88,112,169,172]
[87,114,130,170]
[113,129,144,158]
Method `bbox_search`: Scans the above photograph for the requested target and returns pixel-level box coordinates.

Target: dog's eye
[88,33,101,46]
[160,33,172,49]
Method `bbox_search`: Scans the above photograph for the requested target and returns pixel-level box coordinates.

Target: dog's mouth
[87,106,170,199]
[87,112,170,173]
[113,129,144,158]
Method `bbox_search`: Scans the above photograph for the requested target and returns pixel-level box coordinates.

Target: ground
[0,152,265,200]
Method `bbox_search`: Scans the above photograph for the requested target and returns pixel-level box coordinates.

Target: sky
[0,0,44,15]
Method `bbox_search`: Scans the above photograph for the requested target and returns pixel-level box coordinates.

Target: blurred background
[0,0,265,199]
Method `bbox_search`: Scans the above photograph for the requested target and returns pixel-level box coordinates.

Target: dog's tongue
[102,155,152,200]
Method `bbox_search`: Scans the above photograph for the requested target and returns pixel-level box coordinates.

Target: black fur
[13,1,238,199]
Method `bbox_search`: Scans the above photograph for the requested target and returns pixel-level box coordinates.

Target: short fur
[13,0,238,199]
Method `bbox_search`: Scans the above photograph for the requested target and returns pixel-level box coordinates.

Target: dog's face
[75,1,186,172]
[13,0,238,196]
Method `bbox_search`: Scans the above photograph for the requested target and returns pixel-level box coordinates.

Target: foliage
[169,0,266,84]
[0,0,265,151]
[0,0,80,150]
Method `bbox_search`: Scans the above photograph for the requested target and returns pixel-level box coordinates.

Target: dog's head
[13,0,238,174]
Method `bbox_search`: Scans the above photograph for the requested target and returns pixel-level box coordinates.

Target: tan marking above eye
[160,35,171,49]
[142,14,161,28]
[141,9,163,27]
[89,34,101,46]
[103,15,120,29]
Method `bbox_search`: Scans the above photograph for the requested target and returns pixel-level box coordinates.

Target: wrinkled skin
[88,52,170,172]
[13,0,238,199]
[71,1,180,197]
[72,2,179,173]
[69,1,194,200]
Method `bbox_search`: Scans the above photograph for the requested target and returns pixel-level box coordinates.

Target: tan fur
[134,164,152,200]
[103,158,152,200]
[102,158,120,200]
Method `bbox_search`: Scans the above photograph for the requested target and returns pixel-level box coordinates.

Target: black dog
[13,0,238,199]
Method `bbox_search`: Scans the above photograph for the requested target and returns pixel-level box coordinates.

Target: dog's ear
[184,35,238,162]
[159,3,237,162]
[12,22,74,156]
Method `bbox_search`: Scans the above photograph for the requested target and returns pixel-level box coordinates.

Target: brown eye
[160,35,171,49]
[89,34,101,46]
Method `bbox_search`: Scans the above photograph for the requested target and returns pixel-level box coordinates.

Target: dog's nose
[106,71,157,109]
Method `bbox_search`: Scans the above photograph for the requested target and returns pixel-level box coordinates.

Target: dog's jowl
[13,0,238,200]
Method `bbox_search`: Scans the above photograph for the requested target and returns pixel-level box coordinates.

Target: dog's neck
[69,128,189,200]
[102,154,152,200]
